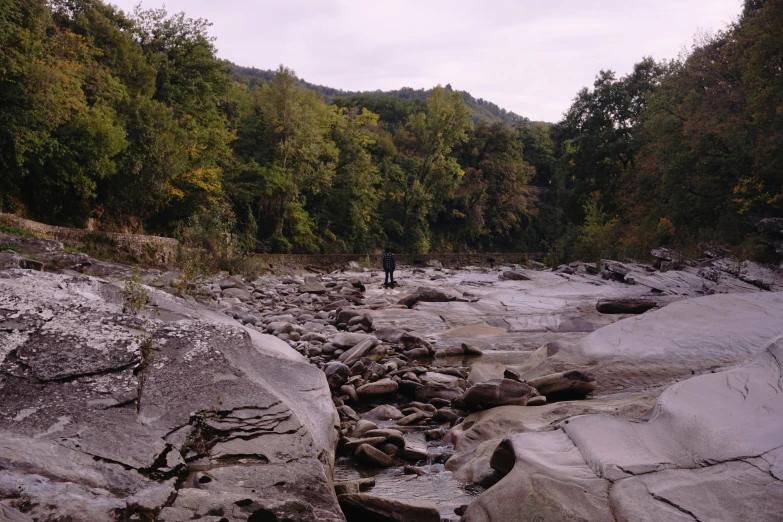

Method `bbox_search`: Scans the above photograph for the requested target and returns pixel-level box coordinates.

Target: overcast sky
[108,0,743,122]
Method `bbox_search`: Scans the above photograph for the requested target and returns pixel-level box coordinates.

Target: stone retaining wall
[0,213,179,264]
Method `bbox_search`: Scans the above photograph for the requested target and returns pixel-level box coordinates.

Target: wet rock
[503,368,523,381]
[218,278,243,289]
[347,313,373,329]
[356,379,398,398]
[363,429,406,448]
[461,378,536,408]
[414,384,463,403]
[400,331,432,352]
[425,428,445,441]
[502,270,530,281]
[415,286,456,302]
[462,342,484,356]
[335,309,360,325]
[354,443,393,467]
[344,437,388,451]
[348,279,366,292]
[527,370,597,399]
[338,493,440,522]
[299,283,327,294]
[421,372,464,388]
[361,405,404,421]
[397,293,421,308]
[337,405,360,422]
[351,419,378,438]
[378,443,400,456]
[338,338,377,366]
[396,411,430,426]
[433,408,459,423]
[333,332,378,348]
[222,287,252,301]
[349,359,367,377]
[324,362,351,389]
[302,332,327,343]
[403,443,429,461]
[334,478,375,496]
[596,297,659,314]
[434,345,466,357]
[340,384,359,403]
[402,347,430,358]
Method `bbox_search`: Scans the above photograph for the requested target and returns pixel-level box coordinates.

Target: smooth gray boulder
[523,292,783,392]
[356,379,398,398]
[299,283,327,294]
[501,271,530,281]
[338,338,377,366]
[332,332,378,348]
[361,404,404,421]
[397,293,421,308]
[0,269,343,522]
[354,444,392,467]
[415,286,457,302]
[463,335,783,522]
[221,287,252,301]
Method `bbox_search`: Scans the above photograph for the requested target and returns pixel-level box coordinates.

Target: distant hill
[228,63,532,126]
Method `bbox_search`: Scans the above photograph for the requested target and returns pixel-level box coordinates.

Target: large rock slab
[0,269,343,522]
[516,292,783,392]
[463,335,783,521]
[446,395,656,484]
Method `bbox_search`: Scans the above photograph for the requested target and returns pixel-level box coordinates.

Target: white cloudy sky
[108,0,743,122]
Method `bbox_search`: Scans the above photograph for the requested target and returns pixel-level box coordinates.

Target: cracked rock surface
[0,269,342,522]
[462,334,783,521]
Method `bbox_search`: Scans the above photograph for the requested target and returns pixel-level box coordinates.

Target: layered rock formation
[0,269,342,522]
[463,334,783,521]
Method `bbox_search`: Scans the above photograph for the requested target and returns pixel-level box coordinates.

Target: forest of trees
[1,0,780,261]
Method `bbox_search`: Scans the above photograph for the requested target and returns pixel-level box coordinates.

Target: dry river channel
[208,252,782,521]
[218,262,631,520]
[3,234,782,522]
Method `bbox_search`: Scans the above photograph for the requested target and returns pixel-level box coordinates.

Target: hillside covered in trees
[0,0,780,262]
[230,64,531,126]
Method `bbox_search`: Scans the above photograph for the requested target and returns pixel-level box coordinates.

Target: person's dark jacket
[383,252,395,271]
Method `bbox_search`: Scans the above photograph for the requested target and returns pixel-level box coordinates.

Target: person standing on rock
[383,247,396,288]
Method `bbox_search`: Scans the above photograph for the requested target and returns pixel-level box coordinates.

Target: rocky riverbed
[1,233,783,521]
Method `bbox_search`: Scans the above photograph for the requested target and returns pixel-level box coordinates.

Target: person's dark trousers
[384,269,394,287]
